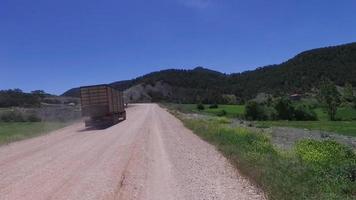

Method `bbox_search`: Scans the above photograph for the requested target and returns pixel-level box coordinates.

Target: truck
[80,84,126,127]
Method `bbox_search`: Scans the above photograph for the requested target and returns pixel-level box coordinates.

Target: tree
[274,97,295,120]
[222,94,237,105]
[244,101,260,120]
[319,80,340,121]
[196,103,205,110]
[244,101,275,120]
[343,82,354,103]
[31,90,47,99]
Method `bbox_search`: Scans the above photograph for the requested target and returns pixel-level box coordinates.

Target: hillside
[229,42,356,98]
[62,42,356,103]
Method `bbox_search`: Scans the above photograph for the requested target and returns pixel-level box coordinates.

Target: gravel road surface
[0,104,264,200]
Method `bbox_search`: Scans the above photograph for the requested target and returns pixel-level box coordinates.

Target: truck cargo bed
[80,84,126,127]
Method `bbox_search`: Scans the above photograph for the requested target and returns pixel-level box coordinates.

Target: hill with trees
[62,42,356,103]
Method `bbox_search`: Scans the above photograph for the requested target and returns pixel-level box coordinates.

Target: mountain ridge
[62,42,356,103]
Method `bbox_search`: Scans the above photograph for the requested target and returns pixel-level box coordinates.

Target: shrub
[0,111,25,122]
[262,106,278,120]
[27,114,41,122]
[274,97,295,120]
[245,101,276,120]
[209,104,219,109]
[197,103,205,110]
[294,104,318,121]
[216,117,231,124]
[245,101,261,120]
[295,140,356,168]
[43,98,61,104]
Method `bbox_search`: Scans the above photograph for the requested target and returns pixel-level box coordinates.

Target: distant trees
[244,97,317,121]
[222,94,238,105]
[0,89,41,107]
[31,90,47,99]
[63,43,356,104]
[319,80,341,121]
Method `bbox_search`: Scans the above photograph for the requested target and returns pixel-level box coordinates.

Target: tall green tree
[319,80,340,121]
[274,97,295,120]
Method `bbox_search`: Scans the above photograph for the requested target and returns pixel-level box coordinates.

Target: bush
[209,104,219,109]
[263,106,278,120]
[245,101,261,120]
[43,98,61,104]
[245,101,277,120]
[0,111,25,122]
[295,140,356,168]
[295,140,356,191]
[27,114,41,122]
[274,97,295,120]
[197,103,205,110]
[294,104,318,121]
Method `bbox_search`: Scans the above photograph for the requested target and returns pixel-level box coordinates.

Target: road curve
[0,104,265,200]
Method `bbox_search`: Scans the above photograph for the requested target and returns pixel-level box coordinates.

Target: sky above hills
[1,0,356,94]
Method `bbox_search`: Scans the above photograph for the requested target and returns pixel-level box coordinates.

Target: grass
[336,106,356,121]
[162,103,245,117]
[256,121,356,137]
[164,103,356,136]
[314,107,356,121]
[0,122,69,145]
[204,104,245,117]
[165,103,356,120]
[257,106,356,137]
[179,116,356,200]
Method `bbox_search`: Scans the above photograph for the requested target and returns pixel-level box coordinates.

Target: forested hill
[230,42,356,98]
[62,42,356,103]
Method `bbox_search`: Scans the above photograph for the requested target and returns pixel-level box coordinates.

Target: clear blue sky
[1,0,356,95]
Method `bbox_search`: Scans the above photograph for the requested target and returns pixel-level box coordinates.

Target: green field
[164,103,356,136]
[258,106,356,137]
[203,105,245,117]
[0,122,69,145]
[166,103,356,120]
[314,106,356,121]
[163,103,245,117]
[256,120,356,137]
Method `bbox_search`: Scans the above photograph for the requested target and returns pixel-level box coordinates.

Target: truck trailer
[80,84,126,127]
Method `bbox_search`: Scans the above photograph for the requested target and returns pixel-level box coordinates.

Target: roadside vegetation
[165,103,356,136]
[172,113,356,200]
[163,103,245,118]
[0,89,80,145]
[256,121,356,137]
[164,80,356,137]
[0,122,69,145]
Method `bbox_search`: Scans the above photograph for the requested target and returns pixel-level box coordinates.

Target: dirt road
[0,104,264,200]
